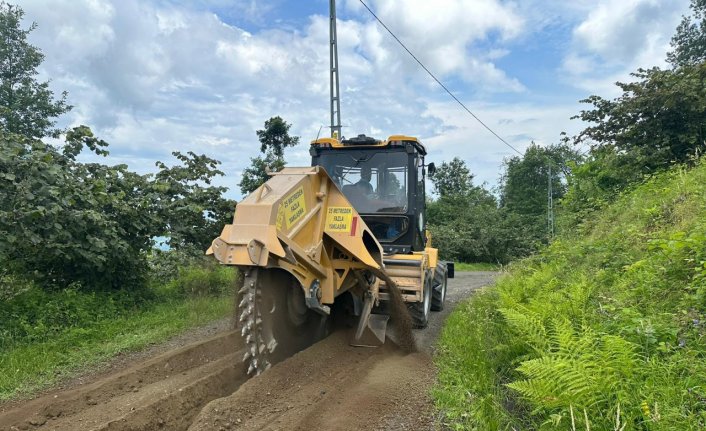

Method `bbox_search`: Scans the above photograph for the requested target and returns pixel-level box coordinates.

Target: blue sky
[18,0,690,198]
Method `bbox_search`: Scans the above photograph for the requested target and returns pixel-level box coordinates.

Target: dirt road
[0,272,496,431]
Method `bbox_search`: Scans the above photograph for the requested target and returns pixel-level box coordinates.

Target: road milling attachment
[238,267,329,375]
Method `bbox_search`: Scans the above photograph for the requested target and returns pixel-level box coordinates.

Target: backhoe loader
[208,134,453,375]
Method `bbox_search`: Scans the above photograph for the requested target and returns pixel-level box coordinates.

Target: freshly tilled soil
[0,272,496,431]
[0,331,246,431]
[188,331,436,431]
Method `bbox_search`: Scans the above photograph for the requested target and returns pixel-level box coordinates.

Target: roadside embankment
[434,162,706,430]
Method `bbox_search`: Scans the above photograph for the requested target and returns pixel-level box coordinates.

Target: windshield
[319,151,409,214]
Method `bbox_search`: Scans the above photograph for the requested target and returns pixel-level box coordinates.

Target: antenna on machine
[329,0,342,139]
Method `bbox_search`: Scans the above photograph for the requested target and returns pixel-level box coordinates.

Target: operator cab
[310,134,432,255]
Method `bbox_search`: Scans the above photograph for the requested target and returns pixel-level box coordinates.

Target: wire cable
[357,0,522,155]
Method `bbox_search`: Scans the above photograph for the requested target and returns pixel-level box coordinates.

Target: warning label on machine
[325,206,354,233]
[277,186,307,230]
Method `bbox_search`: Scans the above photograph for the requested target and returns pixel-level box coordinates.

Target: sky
[17,0,691,199]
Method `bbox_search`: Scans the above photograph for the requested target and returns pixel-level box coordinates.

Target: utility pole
[329,0,342,139]
[547,163,555,239]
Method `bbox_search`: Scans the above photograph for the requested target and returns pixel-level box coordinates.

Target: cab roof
[311,134,426,155]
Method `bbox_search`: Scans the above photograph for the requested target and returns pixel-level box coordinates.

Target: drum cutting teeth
[237,267,325,377]
[239,270,271,376]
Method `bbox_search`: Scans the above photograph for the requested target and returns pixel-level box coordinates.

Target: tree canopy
[0,128,235,290]
[256,116,299,157]
[500,143,578,217]
[668,0,706,67]
[565,6,706,216]
[0,2,71,138]
[155,151,235,250]
[572,65,706,171]
[239,116,299,195]
[429,157,475,198]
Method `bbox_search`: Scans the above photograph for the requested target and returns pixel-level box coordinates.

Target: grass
[454,262,502,272]
[433,288,527,430]
[434,161,706,430]
[0,295,232,401]
[0,264,236,401]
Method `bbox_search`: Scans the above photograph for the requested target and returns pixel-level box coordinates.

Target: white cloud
[17,0,687,201]
[343,0,526,90]
[562,0,687,96]
[421,100,586,188]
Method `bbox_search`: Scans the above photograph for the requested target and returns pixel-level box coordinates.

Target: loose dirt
[0,271,496,431]
[384,278,417,354]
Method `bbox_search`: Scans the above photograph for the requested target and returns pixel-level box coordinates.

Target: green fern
[507,318,640,419]
[498,306,549,352]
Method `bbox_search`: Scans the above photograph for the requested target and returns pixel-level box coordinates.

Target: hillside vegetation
[435,161,706,429]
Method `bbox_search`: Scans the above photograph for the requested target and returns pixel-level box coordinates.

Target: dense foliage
[669,0,706,67]
[0,3,236,294]
[427,146,576,264]
[0,128,234,291]
[427,157,506,262]
[435,162,706,430]
[154,151,235,250]
[0,128,156,290]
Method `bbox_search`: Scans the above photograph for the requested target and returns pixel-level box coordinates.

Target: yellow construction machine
[208,1,453,376]
[208,134,454,375]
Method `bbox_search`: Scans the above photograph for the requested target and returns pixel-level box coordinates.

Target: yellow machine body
[209,166,391,310]
[209,135,449,373]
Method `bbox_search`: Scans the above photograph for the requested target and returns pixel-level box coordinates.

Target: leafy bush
[428,202,541,264]
[0,129,236,292]
[0,255,235,353]
[435,161,706,430]
[168,264,236,298]
[0,283,144,349]
[0,129,157,290]
[147,246,208,285]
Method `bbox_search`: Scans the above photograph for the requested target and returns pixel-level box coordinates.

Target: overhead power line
[357,0,522,156]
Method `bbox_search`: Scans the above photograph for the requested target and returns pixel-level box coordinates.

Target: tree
[429,157,474,198]
[500,143,577,217]
[562,6,706,220]
[668,0,706,67]
[154,151,236,250]
[573,65,706,167]
[426,158,514,262]
[568,63,706,214]
[256,116,299,157]
[239,116,300,195]
[0,127,237,290]
[0,127,159,289]
[0,2,71,138]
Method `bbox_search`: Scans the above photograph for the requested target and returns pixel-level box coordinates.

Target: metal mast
[329,0,342,139]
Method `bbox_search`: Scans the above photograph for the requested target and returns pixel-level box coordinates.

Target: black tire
[431,262,448,312]
[407,271,432,328]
